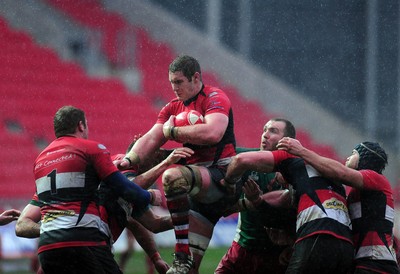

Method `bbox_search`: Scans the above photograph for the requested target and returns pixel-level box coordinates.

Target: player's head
[169,55,203,101]
[169,55,202,82]
[261,118,296,151]
[54,105,87,139]
[353,142,388,173]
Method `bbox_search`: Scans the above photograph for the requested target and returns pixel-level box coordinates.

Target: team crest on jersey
[42,210,75,223]
[98,144,107,150]
[324,198,348,212]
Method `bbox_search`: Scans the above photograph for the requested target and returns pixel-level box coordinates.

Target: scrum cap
[354,142,388,174]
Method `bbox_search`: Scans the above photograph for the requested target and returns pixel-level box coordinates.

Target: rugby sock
[166,193,191,255]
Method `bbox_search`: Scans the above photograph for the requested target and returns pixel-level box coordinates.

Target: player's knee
[162,168,189,196]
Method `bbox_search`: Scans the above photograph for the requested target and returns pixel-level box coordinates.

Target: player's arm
[120,124,167,169]
[15,204,40,238]
[135,208,173,233]
[164,112,228,145]
[236,178,294,211]
[126,218,169,273]
[104,172,162,207]
[133,147,194,189]
[225,151,276,185]
[277,137,364,188]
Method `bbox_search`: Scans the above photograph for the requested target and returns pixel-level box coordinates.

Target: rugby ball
[174,110,204,126]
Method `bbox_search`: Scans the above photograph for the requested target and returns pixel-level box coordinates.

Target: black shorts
[39,246,122,274]
[286,234,354,274]
[189,165,243,224]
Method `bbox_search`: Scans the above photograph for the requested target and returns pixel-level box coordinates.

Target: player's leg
[118,229,135,272]
[215,241,246,274]
[163,165,214,274]
[187,211,215,274]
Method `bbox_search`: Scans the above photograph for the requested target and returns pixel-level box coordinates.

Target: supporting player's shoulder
[236,147,259,154]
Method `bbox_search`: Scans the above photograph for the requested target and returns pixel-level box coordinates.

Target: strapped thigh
[163,165,201,196]
[177,165,203,196]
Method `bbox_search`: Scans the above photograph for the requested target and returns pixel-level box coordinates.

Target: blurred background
[0,0,399,272]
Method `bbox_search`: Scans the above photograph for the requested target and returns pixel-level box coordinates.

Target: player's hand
[243,178,262,206]
[219,178,236,195]
[164,147,194,165]
[114,151,141,170]
[113,157,131,170]
[150,252,169,274]
[163,116,177,140]
[148,189,162,206]
[153,258,170,274]
[274,172,288,187]
[113,134,143,170]
[277,137,304,156]
[0,209,21,225]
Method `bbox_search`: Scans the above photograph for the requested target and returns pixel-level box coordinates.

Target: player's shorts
[39,245,122,274]
[189,165,242,224]
[286,234,354,274]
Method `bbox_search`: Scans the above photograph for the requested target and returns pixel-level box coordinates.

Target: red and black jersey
[271,150,353,245]
[348,170,399,273]
[34,136,118,253]
[157,85,236,166]
[30,192,43,207]
[394,236,400,268]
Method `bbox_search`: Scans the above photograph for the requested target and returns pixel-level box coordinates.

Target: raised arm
[277,137,364,189]
[118,124,167,170]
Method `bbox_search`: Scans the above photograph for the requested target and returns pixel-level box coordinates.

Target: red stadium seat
[0,127,38,197]
[0,8,344,200]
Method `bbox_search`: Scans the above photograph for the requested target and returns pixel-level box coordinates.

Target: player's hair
[270,118,296,138]
[54,105,86,138]
[169,55,202,82]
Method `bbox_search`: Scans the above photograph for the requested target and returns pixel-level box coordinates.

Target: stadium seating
[0,123,37,198]
[0,16,157,198]
[44,0,130,66]
[0,1,344,199]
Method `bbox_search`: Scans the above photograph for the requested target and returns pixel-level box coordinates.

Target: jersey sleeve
[29,193,43,207]
[157,103,170,124]
[271,150,296,165]
[157,101,180,124]
[360,170,392,193]
[204,89,231,116]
